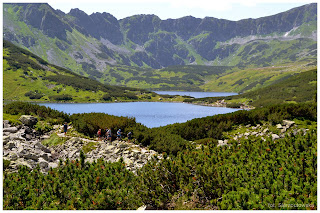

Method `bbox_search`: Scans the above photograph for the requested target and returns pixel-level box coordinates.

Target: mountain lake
[38,92,239,128]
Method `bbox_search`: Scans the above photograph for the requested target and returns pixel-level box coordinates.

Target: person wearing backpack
[127,131,132,143]
[104,128,109,142]
[97,129,102,141]
[107,128,112,142]
[117,129,122,141]
[63,122,68,136]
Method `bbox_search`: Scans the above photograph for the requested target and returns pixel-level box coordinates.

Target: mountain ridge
[3,3,317,89]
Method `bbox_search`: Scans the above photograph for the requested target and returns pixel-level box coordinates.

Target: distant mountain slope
[3,40,153,102]
[185,68,317,107]
[3,3,317,77]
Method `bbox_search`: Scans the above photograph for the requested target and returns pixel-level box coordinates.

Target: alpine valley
[3,3,317,91]
[2,2,318,211]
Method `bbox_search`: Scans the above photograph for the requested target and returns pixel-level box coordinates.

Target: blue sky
[46,0,315,20]
[2,0,316,20]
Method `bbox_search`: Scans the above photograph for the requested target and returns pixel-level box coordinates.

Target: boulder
[251,131,258,136]
[7,152,18,161]
[3,127,18,133]
[3,120,10,128]
[3,132,10,136]
[276,124,283,129]
[272,134,280,140]
[38,158,49,169]
[9,133,25,141]
[263,128,269,133]
[137,205,147,211]
[283,120,295,128]
[19,115,38,127]
[24,126,34,134]
[48,162,59,169]
[23,153,39,161]
[35,142,51,153]
[124,158,133,166]
[41,153,53,162]
[3,136,10,144]
[25,134,34,140]
[7,141,16,149]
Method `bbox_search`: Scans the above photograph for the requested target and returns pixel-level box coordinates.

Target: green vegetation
[42,133,67,147]
[3,159,143,210]
[156,103,316,142]
[3,101,70,124]
[3,100,317,209]
[3,40,155,102]
[138,129,317,210]
[186,69,317,108]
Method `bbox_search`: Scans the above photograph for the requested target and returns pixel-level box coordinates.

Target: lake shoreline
[37,101,241,128]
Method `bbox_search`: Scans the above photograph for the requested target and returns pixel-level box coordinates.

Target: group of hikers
[97,128,133,143]
[63,122,133,143]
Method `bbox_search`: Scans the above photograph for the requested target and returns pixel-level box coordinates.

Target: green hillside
[185,68,317,107]
[2,40,156,102]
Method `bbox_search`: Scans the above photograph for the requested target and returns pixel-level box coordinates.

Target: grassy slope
[3,40,164,103]
[201,62,317,93]
[185,68,317,107]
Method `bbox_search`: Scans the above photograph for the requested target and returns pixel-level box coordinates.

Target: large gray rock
[3,120,10,128]
[276,124,283,129]
[23,153,39,161]
[3,127,18,133]
[19,115,38,127]
[283,120,295,128]
[7,152,18,161]
[9,133,25,141]
[35,142,51,153]
[272,134,280,140]
[7,141,16,149]
[3,136,10,144]
[38,158,49,169]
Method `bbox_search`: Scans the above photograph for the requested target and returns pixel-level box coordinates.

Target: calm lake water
[154,91,238,98]
[38,102,240,128]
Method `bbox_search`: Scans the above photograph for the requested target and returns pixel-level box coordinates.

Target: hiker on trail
[107,128,112,142]
[104,128,109,142]
[117,129,122,141]
[127,131,132,143]
[63,122,68,136]
[97,129,102,141]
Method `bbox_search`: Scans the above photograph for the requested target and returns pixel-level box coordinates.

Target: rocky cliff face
[3,3,317,71]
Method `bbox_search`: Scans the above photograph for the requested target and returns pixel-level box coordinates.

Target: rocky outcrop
[3,119,161,174]
[19,115,38,127]
[217,120,307,147]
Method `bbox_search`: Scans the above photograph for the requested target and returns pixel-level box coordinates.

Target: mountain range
[3,3,317,90]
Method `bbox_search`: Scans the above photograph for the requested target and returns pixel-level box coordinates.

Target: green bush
[24,91,44,99]
[226,103,242,108]
[3,102,70,123]
[34,121,53,134]
[3,159,10,171]
[70,113,138,138]
[194,138,218,146]
[49,94,73,101]
[102,94,112,101]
